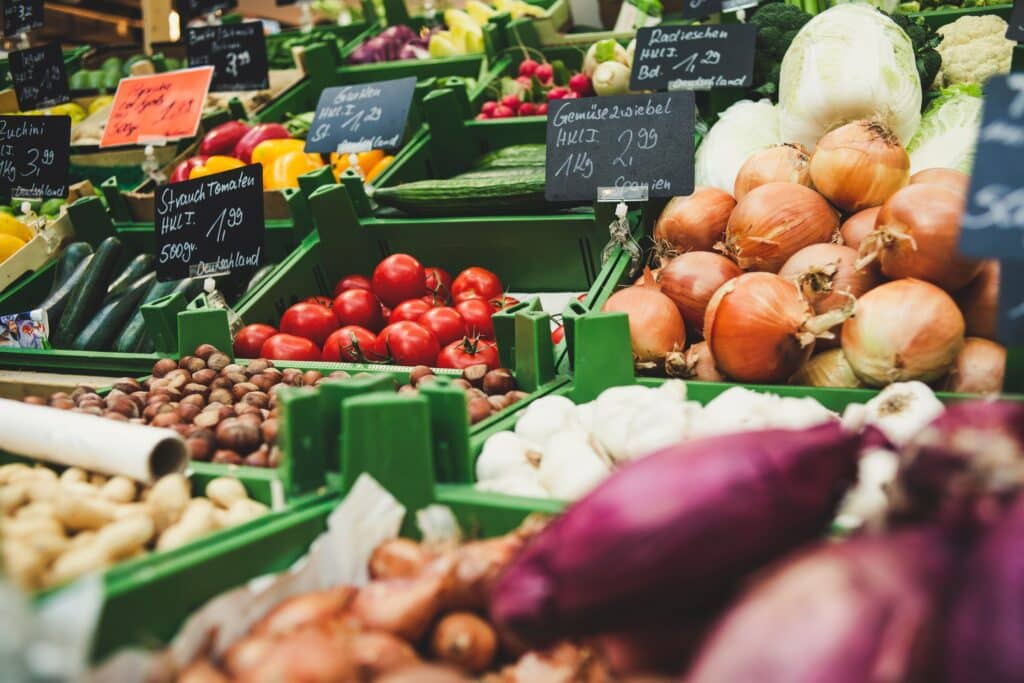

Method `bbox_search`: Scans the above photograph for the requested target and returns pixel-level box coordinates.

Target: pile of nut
[402,365,527,424]
[0,465,267,591]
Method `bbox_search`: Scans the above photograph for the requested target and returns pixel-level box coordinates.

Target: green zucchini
[114,277,198,353]
[48,242,93,296]
[72,272,156,351]
[36,254,93,332]
[373,168,547,216]
[105,254,155,300]
[473,144,546,170]
[52,236,123,347]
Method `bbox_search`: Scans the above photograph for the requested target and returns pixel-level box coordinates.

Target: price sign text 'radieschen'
[630,24,756,91]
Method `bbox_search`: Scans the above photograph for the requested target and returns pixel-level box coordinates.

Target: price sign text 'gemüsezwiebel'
[3,0,44,37]
[155,163,264,282]
[630,24,755,91]
[186,21,269,92]
[304,77,416,154]
[544,91,695,202]
[100,67,214,148]
[10,42,70,110]
[0,115,69,198]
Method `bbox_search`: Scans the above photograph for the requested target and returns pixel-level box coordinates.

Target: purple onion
[685,528,956,683]
[947,496,1024,682]
[398,43,430,60]
[379,24,417,43]
[490,422,861,641]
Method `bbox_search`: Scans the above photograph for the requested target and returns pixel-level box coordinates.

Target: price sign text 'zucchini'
[0,115,69,198]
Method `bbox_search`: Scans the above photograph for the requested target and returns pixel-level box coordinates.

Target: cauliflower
[935,15,1014,87]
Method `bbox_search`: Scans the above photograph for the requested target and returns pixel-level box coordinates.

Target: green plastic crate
[907,3,1011,28]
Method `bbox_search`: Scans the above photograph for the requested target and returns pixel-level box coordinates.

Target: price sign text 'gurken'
[304,77,416,154]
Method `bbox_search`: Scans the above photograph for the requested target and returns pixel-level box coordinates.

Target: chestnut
[208,388,234,405]
[261,418,278,445]
[212,449,243,465]
[70,386,94,401]
[191,368,217,386]
[409,366,434,386]
[210,377,233,391]
[150,410,182,428]
[207,352,231,372]
[483,369,517,396]
[181,356,207,374]
[487,395,511,412]
[249,373,275,392]
[216,418,261,453]
[192,410,221,429]
[194,343,219,360]
[245,358,270,374]
[180,393,206,408]
[105,395,139,419]
[222,363,244,376]
[450,379,472,391]
[225,371,248,386]
[281,368,303,386]
[244,446,271,468]
[240,391,268,409]
[112,378,140,394]
[152,358,177,378]
[462,364,488,388]
[23,395,45,405]
[187,430,216,461]
[302,370,322,386]
[398,385,418,396]
[104,411,129,421]
[231,382,259,401]
[178,403,202,423]
[468,397,491,424]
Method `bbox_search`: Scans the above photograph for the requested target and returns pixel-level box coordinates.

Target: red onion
[942,337,1006,394]
[601,269,686,364]
[733,143,812,201]
[955,260,999,340]
[839,207,880,250]
[659,251,742,335]
[653,188,736,258]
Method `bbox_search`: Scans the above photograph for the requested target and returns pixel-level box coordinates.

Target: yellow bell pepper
[330,149,385,180]
[265,151,324,190]
[365,155,394,183]
[251,138,306,166]
[189,155,245,180]
[0,213,33,242]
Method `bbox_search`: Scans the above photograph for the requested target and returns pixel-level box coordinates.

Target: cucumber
[473,144,546,170]
[105,254,154,300]
[72,272,156,351]
[36,254,93,332]
[52,236,123,347]
[50,242,93,293]
[373,168,547,216]
[114,277,198,353]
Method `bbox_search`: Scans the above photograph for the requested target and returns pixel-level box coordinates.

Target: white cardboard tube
[0,398,189,484]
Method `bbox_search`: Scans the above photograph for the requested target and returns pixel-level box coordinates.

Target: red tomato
[420,293,445,307]
[332,289,385,332]
[489,294,521,312]
[260,333,321,362]
[424,266,453,302]
[551,325,565,344]
[279,302,338,347]
[417,306,465,347]
[305,295,333,307]
[455,298,495,339]
[436,337,500,370]
[322,325,376,363]
[332,274,372,298]
[381,305,392,320]
[389,299,432,324]
[452,267,503,302]
[372,321,440,366]
[233,323,277,358]
[372,254,425,308]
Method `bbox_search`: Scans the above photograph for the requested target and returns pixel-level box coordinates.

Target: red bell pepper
[199,120,251,156]
[233,123,291,164]
[170,155,209,184]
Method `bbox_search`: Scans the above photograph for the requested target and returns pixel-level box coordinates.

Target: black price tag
[0,115,69,198]
[186,22,270,92]
[304,77,416,154]
[155,164,265,282]
[1008,0,1024,43]
[998,264,1024,346]
[179,0,237,22]
[629,24,755,91]
[3,0,43,37]
[544,91,695,202]
[682,0,723,20]
[9,43,70,110]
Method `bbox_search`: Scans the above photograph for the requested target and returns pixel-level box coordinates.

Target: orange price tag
[99,67,214,148]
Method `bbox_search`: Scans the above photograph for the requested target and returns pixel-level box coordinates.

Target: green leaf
[551,59,571,86]
[595,39,617,63]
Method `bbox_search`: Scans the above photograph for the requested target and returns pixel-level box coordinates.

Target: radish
[518,58,539,77]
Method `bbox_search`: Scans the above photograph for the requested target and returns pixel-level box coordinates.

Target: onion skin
[665,341,725,382]
[909,167,968,195]
[686,529,956,683]
[841,278,965,387]
[789,349,865,388]
[602,270,686,363]
[942,337,1005,394]
[839,207,880,251]
[704,272,823,383]
[733,143,812,201]
[723,182,840,272]
[659,252,742,335]
[809,120,910,212]
[860,184,982,293]
[654,187,736,256]
[955,261,999,339]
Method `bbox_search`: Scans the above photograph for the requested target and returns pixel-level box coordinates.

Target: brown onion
[841,278,965,387]
[653,187,736,259]
[665,341,725,382]
[779,243,880,347]
[809,120,910,212]
[789,349,865,388]
[734,143,812,201]
[858,183,982,292]
[909,167,968,195]
[942,337,1006,394]
[722,182,840,272]
[703,272,848,383]
[839,207,880,250]
[602,269,686,363]
[659,251,742,335]
[955,260,999,339]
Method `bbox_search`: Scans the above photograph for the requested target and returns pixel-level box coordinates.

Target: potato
[157,498,217,551]
[95,515,155,560]
[59,467,88,485]
[113,502,151,520]
[221,499,268,527]
[0,463,32,484]
[14,501,56,521]
[69,531,97,550]
[89,473,109,488]
[0,481,30,514]
[3,540,46,590]
[100,476,137,504]
[49,544,110,586]
[206,478,248,509]
[55,495,117,531]
[148,473,191,531]
[26,478,61,503]
[3,514,64,540]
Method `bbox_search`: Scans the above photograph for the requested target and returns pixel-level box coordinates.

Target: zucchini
[114,277,198,353]
[473,144,546,170]
[72,272,156,351]
[52,236,123,347]
[36,254,93,332]
[48,242,93,297]
[105,254,154,300]
[373,168,547,216]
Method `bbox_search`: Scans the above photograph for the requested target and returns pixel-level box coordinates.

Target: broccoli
[748,2,813,100]
[886,11,942,98]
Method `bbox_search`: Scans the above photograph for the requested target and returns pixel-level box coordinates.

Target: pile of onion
[909,167,969,195]
[789,348,864,388]
[665,341,725,382]
[779,243,879,347]
[841,278,965,387]
[658,251,742,336]
[733,143,812,201]
[703,272,850,383]
[602,269,686,364]
[722,182,840,272]
[809,120,910,212]
[955,260,999,339]
[942,337,1006,394]
[653,187,736,259]
[857,183,982,292]
[839,207,880,250]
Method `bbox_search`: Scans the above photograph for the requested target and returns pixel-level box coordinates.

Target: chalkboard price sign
[681,0,723,20]
[1007,0,1024,42]
[3,0,44,38]
[9,42,70,110]
[544,91,695,202]
[0,115,70,198]
[179,0,237,22]
[304,77,417,154]
[155,164,265,282]
[187,22,270,92]
[629,24,756,91]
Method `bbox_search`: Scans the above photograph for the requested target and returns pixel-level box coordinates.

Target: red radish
[481,101,498,116]
[492,105,515,119]
[536,103,548,115]
[563,92,579,99]
[518,102,537,116]
[569,73,592,96]
[547,87,568,100]
[516,76,533,89]
[501,94,521,111]
[475,113,488,120]
[534,63,553,83]
[519,59,539,77]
